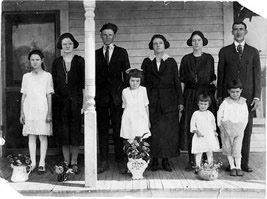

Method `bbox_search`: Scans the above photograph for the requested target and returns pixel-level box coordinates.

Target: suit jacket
[95,45,130,107]
[141,57,183,114]
[217,43,261,105]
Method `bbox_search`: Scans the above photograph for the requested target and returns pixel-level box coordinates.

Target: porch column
[83,0,97,187]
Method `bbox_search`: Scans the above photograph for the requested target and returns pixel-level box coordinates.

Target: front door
[3,11,60,153]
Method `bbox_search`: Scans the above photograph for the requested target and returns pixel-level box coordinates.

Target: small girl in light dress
[217,80,248,176]
[19,49,54,174]
[190,93,220,172]
[120,68,151,142]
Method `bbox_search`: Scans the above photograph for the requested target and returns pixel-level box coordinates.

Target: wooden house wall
[69,0,266,119]
[69,1,224,71]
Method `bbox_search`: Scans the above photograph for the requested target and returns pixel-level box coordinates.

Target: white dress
[21,71,54,136]
[190,110,220,154]
[120,86,151,140]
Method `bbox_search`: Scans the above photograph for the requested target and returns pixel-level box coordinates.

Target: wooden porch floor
[0,152,265,198]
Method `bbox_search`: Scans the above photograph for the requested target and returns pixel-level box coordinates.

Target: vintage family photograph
[0,0,266,198]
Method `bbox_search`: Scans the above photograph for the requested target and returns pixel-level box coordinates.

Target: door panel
[4,11,60,149]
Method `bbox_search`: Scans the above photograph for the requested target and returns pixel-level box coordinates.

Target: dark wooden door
[4,11,60,152]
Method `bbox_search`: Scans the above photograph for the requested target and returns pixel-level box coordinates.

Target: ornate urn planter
[127,158,148,180]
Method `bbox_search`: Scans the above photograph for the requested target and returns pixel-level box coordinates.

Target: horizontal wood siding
[69,1,223,69]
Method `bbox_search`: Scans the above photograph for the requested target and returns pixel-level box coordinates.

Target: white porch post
[83,0,97,187]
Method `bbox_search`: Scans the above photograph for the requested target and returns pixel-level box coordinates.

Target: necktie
[105,46,109,65]
[237,44,243,59]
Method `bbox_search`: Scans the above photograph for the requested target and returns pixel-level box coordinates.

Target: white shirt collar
[103,43,114,51]
[226,96,247,104]
[149,53,170,61]
[234,40,245,47]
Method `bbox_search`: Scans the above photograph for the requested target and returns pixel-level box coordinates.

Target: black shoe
[150,158,159,171]
[185,162,194,172]
[194,166,200,175]
[97,160,109,174]
[118,161,128,174]
[162,158,172,172]
[225,165,230,172]
[37,166,46,175]
[71,164,80,174]
[230,169,237,176]
[241,165,253,172]
[236,169,244,176]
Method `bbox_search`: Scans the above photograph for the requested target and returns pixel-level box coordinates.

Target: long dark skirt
[179,86,218,152]
[149,102,180,158]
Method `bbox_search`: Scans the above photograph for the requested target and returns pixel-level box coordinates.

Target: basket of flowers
[123,133,150,179]
[197,160,222,181]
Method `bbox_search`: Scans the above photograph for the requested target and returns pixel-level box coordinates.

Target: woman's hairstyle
[226,79,243,90]
[125,68,143,84]
[57,32,79,49]
[197,93,212,105]
[186,30,208,46]
[28,49,45,70]
[148,34,170,50]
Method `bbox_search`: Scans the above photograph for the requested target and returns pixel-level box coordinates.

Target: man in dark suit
[217,21,261,172]
[95,23,130,174]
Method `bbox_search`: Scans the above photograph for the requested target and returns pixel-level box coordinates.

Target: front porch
[0,152,265,198]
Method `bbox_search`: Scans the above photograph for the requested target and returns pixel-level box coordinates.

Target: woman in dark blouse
[179,31,217,171]
[141,34,184,172]
[52,33,85,174]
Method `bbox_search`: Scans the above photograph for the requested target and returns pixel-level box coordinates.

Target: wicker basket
[198,168,218,181]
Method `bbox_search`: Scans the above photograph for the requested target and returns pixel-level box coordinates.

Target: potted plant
[7,154,32,182]
[197,160,222,181]
[123,133,150,179]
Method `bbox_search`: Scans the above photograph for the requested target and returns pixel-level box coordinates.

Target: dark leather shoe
[236,169,244,176]
[185,162,194,172]
[118,161,128,174]
[97,161,109,174]
[162,158,172,172]
[230,169,237,176]
[150,158,159,171]
[225,165,230,172]
[241,165,253,172]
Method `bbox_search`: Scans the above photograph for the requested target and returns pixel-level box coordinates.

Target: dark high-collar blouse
[179,53,216,86]
[52,55,85,98]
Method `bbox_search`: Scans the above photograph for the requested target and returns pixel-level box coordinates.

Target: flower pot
[127,158,148,180]
[10,165,31,182]
[198,168,218,181]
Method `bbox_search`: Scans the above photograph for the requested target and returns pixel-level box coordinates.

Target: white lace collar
[148,53,170,61]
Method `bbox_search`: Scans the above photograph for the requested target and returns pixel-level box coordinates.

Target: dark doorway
[3,11,60,152]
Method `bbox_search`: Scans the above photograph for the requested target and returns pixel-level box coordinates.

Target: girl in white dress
[217,80,248,176]
[190,93,220,171]
[120,68,151,142]
[20,50,54,174]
